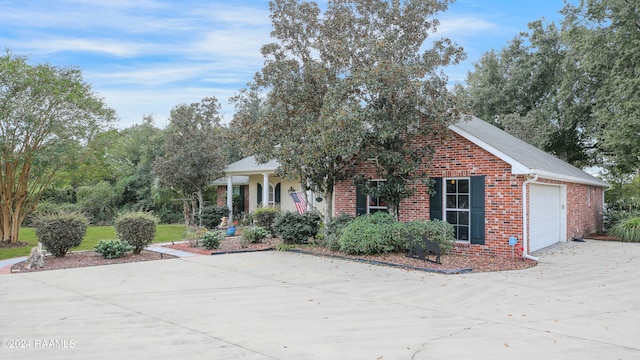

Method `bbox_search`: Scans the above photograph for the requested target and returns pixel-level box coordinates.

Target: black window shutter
[470,175,485,245]
[275,183,281,204]
[356,186,367,216]
[257,183,262,205]
[430,177,443,220]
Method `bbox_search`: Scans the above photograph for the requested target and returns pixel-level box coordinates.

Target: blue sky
[0,0,574,129]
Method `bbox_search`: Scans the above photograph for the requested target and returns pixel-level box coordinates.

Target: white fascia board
[449,125,530,175]
[224,169,277,176]
[530,169,609,188]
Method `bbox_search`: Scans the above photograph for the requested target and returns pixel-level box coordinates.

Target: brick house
[222,116,609,259]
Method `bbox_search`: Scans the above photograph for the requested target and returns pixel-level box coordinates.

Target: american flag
[291,192,307,214]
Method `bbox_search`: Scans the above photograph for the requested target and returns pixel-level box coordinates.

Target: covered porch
[221,156,327,223]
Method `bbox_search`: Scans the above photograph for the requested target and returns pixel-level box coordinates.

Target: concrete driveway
[1,240,639,359]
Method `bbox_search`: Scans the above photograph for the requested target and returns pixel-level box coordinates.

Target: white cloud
[436,16,501,37]
[190,29,270,60]
[99,86,239,129]
[24,38,157,58]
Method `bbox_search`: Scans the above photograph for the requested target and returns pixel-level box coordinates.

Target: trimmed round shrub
[609,217,640,242]
[34,211,89,257]
[338,212,403,255]
[198,205,230,229]
[23,201,81,227]
[94,239,134,259]
[114,211,159,254]
[274,211,322,244]
[241,226,269,244]
[400,219,456,254]
[202,230,224,250]
[252,207,280,233]
[323,213,354,251]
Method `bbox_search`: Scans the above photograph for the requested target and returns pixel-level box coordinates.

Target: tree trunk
[10,209,21,243]
[196,190,204,227]
[323,188,334,224]
[0,203,23,244]
[182,200,191,226]
[390,202,400,222]
[190,195,197,226]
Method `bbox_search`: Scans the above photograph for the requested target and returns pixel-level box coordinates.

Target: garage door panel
[530,184,562,252]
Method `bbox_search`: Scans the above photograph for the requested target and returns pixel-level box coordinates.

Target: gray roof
[223,117,609,188]
[450,116,609,187]
[224,156,279,175]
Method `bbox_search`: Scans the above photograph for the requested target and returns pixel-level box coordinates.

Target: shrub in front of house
[202,230,224,249]
[34,211,89,257]
[338,212,404,255]
[609,217,640,242]
[198,205,229,229]
[273,211,322,244]
[241,226,269,244]
[323,213,354,251]
[114,211,158,254]
[400,219,456,254]
[603,198,640,230]
[94,239,134,259]
[252,207,280,233]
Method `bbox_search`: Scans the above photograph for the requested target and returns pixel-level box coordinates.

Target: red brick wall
[566,183,604,238]
[216,187,226,206]
[334,131,605,257]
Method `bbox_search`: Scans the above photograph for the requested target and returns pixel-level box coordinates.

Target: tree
[462,20,597,168]
[232,0,368,223]
[562,0,640,176]
[153,97,227,226]
[463,0,640,176]
[234,0,465,221]
[0,51,115,243]
[109,115,166,212]
[335,0,466,219]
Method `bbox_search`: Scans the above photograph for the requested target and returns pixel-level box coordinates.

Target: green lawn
[0,224,186,261]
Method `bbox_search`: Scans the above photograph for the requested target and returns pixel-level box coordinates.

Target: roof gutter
[522,174,540,262]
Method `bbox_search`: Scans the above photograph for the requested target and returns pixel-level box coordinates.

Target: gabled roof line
[449,117,609,188]
[448,122,530,175]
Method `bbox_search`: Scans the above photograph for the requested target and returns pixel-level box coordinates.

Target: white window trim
[367,179,388,214]
[444,177,471,243]
[268,182,275,206]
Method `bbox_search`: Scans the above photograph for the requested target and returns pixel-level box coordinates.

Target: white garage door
[529,184,563,252]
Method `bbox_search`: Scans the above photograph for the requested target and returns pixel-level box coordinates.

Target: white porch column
[262,173,270,207]
[226,176,233,223]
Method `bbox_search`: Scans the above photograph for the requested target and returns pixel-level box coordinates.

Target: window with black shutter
[430,176,485,244]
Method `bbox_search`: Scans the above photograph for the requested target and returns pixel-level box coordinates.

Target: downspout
[522,174,539,262]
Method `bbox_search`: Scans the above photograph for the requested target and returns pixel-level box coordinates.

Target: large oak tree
[233,0,466,220]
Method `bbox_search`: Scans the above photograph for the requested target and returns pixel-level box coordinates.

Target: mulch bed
[292,246,537,273]
[8,236,540,274]
[164,236,279,255]
[587,234,620,241]
[167,237,537,273]
[11,250,176,273]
